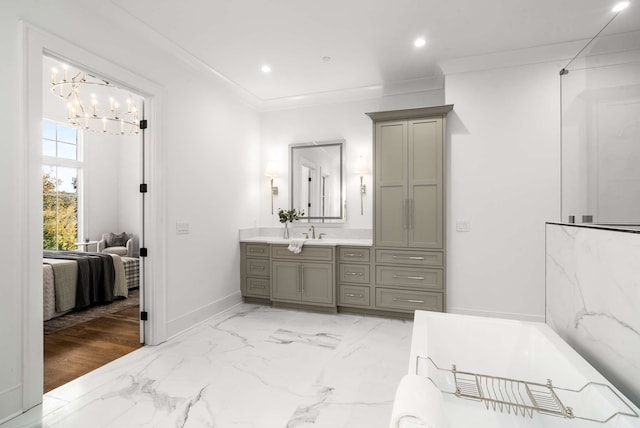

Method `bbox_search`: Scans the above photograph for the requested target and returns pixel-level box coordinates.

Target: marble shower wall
[545,223,640,406]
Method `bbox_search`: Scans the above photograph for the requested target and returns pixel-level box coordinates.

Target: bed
[43,251,140,321]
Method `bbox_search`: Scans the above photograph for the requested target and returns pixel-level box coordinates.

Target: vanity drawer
[376,266,443,290]
[338,285,370,307]
[339,247,371,263]
[245,244,270,258]
[271,245,334,262]
[375,288,443,312]
[245,277,270,297]
[376,249,443,267]
[339,264,371,284]
[246,258,270,277]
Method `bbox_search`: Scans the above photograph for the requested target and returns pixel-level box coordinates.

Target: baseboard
[0,384,22,425]
[337,306,413,321]
[447,307,544,323]
[166,291,242,339]
[271,301,337,314]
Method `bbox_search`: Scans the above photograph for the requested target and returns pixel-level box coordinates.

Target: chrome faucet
[310,225,316,239]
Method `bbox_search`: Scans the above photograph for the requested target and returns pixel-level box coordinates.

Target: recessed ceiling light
[261,65,271,73]
[612,1,630,12]
[414,38,426,47]
[322,56,332,62]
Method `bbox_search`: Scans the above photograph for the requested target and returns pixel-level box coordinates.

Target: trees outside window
[42,120,81,250]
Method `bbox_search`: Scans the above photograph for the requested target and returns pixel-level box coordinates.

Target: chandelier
[50,64,141,136]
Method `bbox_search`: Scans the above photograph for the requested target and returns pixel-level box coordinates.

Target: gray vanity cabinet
[272,262,334,305]
[270,245,335,307]
[337,247,372,308]
[367,105,452,315]
[240,243,271,299]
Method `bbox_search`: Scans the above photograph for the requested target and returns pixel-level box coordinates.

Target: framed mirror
[290,140,344,222]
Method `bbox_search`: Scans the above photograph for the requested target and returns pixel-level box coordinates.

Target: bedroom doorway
[41,55,147,392]
[22,26,167,412]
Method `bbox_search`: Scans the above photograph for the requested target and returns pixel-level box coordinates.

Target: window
[42,120,82,250]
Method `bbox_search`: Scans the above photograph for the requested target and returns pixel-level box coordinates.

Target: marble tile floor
[3,304,413,428]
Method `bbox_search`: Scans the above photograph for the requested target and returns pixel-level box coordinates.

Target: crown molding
[440,30,640,76]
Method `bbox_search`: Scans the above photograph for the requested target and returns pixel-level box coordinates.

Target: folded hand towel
[287,238,306,254]
[389,374,449,428]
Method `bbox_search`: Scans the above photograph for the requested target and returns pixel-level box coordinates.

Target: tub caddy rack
[416,356,638,424]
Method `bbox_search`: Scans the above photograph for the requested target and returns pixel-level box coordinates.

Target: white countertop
[240,236,372,247]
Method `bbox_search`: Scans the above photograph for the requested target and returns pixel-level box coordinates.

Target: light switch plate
[456,219,470,232]
[176,222,190,235]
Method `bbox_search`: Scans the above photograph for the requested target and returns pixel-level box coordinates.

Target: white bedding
[43,254,128,321]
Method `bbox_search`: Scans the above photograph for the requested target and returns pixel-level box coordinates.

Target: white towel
[389,375,449,428]
[287,238,306,254]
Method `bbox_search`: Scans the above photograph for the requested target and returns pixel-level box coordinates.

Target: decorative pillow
[106,232,128,247]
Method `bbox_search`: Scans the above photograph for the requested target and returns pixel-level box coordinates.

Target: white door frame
[20,22,168,411]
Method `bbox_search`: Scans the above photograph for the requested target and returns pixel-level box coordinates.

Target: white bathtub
[399,311,640,428]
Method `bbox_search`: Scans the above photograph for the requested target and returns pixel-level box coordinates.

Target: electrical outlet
[176,222,190,235]
[456,219,470,232]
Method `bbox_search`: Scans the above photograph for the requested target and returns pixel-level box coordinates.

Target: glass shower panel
[560,33,640,225]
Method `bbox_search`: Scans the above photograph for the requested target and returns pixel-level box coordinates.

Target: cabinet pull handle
[392,256,425,260]
[249,248,263,253]
[300,265,304,294]
[403,199,408,230]
[345,272,364,276]
[344,253,363,257]
[346,293,364,298]
[393,298,425,304]
[251,265,265,270]
[392,275,425,280]
[409,199,414,230]
[252,284,265,289]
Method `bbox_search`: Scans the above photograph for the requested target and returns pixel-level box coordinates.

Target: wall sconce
[354,156,369,215]
[265,161,279,215]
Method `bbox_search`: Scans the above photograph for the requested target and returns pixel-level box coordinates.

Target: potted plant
[278,208,305,239]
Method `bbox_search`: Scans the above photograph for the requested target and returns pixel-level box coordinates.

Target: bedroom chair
[97,232,135,257]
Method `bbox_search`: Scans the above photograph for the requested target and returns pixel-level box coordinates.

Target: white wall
[257,90,444,231]
[445,62,561,321]
[83,132,141,247]
[117,136,142,241]
[164,75,260,334]
[0,0,259,421]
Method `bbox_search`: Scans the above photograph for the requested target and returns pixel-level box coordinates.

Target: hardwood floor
[44,305,143,393]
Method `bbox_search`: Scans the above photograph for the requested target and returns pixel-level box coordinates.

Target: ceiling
[108,0,640,103]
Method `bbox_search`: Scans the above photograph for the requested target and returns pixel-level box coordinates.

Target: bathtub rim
[408,310,640,418]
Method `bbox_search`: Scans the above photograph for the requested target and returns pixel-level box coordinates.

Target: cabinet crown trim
[366,104,453,121]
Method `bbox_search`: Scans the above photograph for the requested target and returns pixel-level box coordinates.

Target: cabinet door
[408,118,443,249]
[301,263,334,305]
[375,121,408,247]
[271,261,301,302]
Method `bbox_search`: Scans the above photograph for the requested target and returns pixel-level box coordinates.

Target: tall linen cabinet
[367,105,452,315]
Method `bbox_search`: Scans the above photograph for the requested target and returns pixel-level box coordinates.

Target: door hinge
[140,183,148,193]
[140,247,148,257]
[140,311,148,321]
[139,119,148,129]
